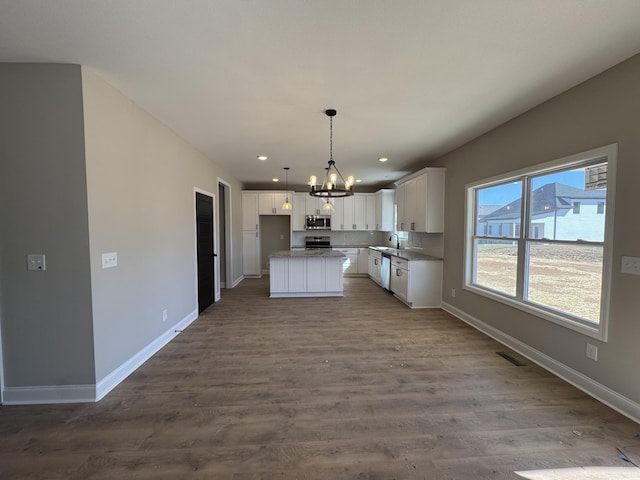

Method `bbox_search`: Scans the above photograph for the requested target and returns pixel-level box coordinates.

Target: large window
[465,145,616,340]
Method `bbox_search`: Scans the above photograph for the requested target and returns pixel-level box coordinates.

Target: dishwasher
[380,252,391,290]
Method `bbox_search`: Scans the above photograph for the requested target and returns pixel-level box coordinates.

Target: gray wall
[260,215,291,270]
[0,64,244,395]
[0,64,96,386]
[81,67,244,382]
[432,53,640,403]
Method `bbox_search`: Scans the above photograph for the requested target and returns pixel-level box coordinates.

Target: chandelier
[309,109,355,198]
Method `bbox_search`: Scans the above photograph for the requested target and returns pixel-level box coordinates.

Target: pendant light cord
[329,115,333,163]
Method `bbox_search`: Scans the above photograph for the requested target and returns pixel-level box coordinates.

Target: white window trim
[463,144,617,342]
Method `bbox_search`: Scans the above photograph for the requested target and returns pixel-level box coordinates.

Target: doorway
[218,180,232,290]
[196,191,216,313]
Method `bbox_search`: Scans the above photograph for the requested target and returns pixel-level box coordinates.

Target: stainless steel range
[305,235,331,250]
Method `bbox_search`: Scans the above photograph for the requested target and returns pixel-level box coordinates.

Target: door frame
[217,178,233,290]
[0,311,4,404]
[194,188,220,311]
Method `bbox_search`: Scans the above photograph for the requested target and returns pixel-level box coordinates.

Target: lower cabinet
[368,248,382,285]
[335,248,358,275]
[389,256,443,308]
[335,247,369,276]
[390,258,409,301]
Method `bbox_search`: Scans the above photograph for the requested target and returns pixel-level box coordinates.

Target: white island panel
[306,257,325,292]
[269,250,345,298]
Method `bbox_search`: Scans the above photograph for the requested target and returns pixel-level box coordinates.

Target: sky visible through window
[479,171,586,206]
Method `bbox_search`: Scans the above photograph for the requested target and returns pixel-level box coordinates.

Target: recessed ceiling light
[378,157,389,162]
[257,155,268,161]
[272,178,279,182]
[355,179,362,183]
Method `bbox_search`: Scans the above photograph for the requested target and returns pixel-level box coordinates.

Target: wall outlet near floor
[162,309,168,322]
[451,288,456,298]
[586,343,598,361]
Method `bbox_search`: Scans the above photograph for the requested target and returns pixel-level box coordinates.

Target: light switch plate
[102,252,118,269]
[621,256,640,275]
[27,254,46,271]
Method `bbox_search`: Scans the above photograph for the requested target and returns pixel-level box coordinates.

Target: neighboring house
[478,183,606,241]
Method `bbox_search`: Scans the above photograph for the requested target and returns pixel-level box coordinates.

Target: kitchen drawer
[391,256,408,270]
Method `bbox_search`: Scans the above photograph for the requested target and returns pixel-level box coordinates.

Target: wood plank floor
[1,276,639,479]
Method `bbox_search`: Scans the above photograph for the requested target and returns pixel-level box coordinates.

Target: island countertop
[269,250,346,258]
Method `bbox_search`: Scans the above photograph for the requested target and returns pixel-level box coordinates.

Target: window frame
[463,144,617,341]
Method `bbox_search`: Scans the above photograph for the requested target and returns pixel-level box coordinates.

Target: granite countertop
[270,250,346,258]
[368,246,443,261]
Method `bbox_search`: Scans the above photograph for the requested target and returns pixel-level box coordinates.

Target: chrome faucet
[389,233,400,249]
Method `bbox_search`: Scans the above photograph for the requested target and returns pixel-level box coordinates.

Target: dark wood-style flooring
[1,277,638,479]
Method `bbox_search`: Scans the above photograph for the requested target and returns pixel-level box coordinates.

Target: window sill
[463,284,607,342]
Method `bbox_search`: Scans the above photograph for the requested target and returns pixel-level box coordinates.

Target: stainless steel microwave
[305,215,331,230]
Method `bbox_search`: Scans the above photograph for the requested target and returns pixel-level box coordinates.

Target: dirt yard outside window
[476,244,603,323]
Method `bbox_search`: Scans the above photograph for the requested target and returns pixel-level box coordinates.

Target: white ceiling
[2,1,640,190]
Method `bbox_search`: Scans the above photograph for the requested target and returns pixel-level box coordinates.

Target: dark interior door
[196,192,215,313]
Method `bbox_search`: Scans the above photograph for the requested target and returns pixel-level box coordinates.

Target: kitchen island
[268,250,346,298]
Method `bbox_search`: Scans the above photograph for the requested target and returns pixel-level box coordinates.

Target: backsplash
[291,230,444,259]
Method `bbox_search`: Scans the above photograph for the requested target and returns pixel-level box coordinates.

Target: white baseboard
[2,384,97,405]
[441,301,640,424]
[95,309,198,401]
[230,275,243,288]
[2,309,198,405]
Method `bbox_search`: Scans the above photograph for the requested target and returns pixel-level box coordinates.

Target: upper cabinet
[242,192,259,231]
[292,193,307,231]
[375,189,394,231]
[395,167,445,233]
[331,193,374,231]
[258,191,293,215]
[305,196,333,216]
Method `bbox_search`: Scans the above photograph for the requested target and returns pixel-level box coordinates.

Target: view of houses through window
[467,152,611,329]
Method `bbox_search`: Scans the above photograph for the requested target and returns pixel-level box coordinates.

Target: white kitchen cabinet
[395,182,406,232]
[269,254,344,297]
[331,197,344,231]
[390,257,409,302]
[357,247,369,273]
[306,257,325,292]
[389,256,443,308]
[269,255,288,292]
[242,192,259,231]
[375,189,394,231]
[368,248,382,285]
[292,193,307,231]
[394,168,445,233]
[342,196,357,230]
[334,247,370,276]
[258,191,293,215]
[305,195,333,216]
[332,194,372,230]
[335,247,358,275]
[242,230,261,276]
[364,195,376,230]
[242,192,262,276]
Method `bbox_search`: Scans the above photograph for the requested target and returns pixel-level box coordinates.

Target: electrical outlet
[451,288,456,298]
[102,252,118,269]
[586,343,598,361]
[621,256,640,275]
[162,309,168,321]
[27,254,46,271]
